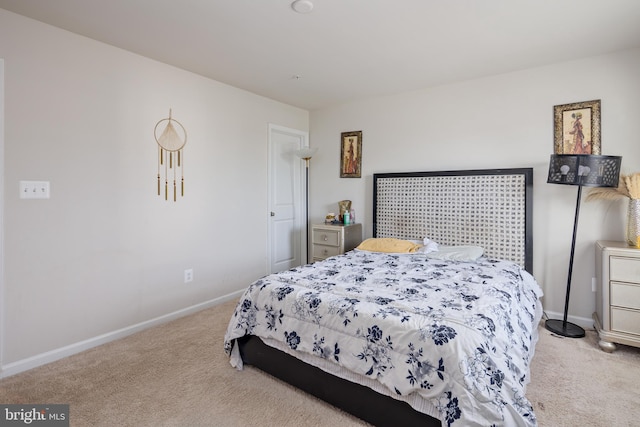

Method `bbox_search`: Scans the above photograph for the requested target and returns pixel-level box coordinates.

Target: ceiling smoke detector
[291,0,314,14]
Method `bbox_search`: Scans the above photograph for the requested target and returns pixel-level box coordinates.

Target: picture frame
[340,131,362,178]
[554,99,601,155]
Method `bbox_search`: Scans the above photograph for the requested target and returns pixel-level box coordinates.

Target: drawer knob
[322,234,328,241]
[323,249,328,255]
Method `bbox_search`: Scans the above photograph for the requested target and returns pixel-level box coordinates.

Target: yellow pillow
[356,238,422,253]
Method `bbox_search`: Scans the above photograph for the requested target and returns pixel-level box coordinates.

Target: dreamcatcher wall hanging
[155,109,187,201]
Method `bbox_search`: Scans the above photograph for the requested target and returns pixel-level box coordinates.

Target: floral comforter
[224,250,543,426]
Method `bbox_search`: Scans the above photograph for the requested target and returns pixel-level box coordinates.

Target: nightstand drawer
[313,229,340,247]
[313,244,341,259]
[611,307,640,335]
[611,282,640,310]
[610,256,640,284]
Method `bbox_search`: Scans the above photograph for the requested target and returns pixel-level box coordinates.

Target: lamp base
[545,319,585,338]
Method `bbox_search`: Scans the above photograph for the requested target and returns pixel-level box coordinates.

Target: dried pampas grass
[586,172,640,201]
[623,174,640,199]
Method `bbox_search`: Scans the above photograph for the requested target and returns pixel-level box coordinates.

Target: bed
[224,168,542,427]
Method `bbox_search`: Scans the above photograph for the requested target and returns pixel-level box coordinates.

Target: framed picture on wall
[340,131,362,178]
[553,99,601,155]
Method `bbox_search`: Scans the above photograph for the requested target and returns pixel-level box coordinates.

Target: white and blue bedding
[224,249,543,426]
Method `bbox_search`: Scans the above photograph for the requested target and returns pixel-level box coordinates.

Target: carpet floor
[1,299,639,426]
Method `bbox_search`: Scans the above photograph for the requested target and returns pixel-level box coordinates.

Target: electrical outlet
[184,268,193,283]
[19,180,50,199]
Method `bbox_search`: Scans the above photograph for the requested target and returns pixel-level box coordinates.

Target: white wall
[309,48,640,325]
[0,10,308,373]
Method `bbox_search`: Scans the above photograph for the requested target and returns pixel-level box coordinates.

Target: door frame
[267,124,308,273]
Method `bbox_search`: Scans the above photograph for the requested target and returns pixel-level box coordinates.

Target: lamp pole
[546,183,585,338]
[303,158,311,263]
[296,147,318,264]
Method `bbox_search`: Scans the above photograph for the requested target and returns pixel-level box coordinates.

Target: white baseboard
[543,310,594,330]
[0,290,243,379]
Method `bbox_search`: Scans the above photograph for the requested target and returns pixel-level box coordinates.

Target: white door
[268,124,308,273]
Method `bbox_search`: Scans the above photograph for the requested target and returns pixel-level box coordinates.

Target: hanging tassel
[165,179,168,200]
[160,148,164,165]
[178,150,181,167]
[169,152,173,169]
[173,157,177,201]
[181,150,184,196]
[157,147,162,197]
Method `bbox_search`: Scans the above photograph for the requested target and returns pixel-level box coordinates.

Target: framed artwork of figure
[340,131,362,178]
[554,100,601,155]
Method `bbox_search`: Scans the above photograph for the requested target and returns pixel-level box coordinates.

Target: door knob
[270,212,275,216]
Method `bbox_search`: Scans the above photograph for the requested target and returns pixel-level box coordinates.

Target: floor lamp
[296,147,318,264]
[546,154,622,338]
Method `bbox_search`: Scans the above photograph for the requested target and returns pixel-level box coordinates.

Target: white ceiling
[2,0,640,110]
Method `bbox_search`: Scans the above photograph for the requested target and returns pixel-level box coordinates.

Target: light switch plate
[20,181,50,199]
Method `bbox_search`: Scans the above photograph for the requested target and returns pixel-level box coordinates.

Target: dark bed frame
[237,168,534,426]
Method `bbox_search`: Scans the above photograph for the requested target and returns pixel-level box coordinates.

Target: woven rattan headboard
[373,168,533,273]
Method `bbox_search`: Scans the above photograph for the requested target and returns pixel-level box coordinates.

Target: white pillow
[408,238,439,254]
[420,238,439,254]
[425,245,484,262]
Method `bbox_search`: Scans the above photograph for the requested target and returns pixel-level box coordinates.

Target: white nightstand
[311,223,362,262]
[594,240,640,352]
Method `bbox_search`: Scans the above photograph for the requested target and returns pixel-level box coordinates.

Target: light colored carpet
[527,319,640,427]
[1,299,639,426]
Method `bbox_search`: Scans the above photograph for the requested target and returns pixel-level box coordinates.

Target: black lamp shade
[547,154,622,188]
